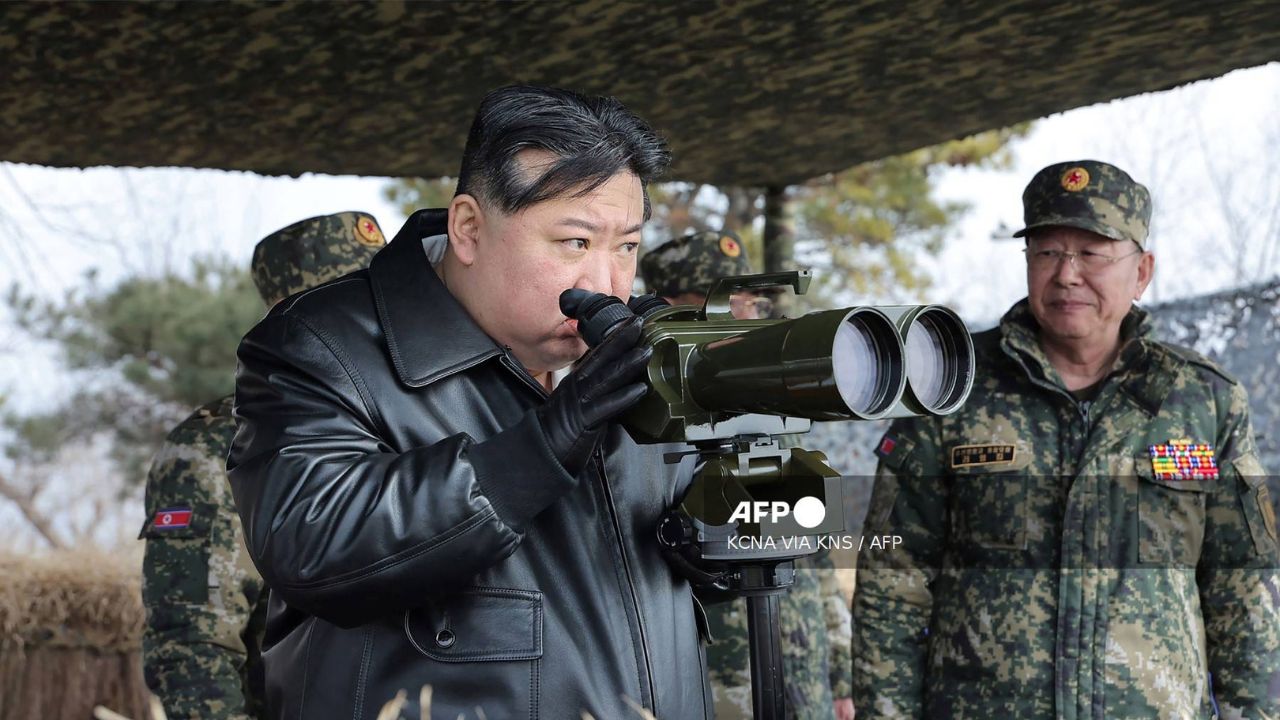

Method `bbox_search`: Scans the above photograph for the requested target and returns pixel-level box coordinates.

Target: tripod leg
[746,593,786,720]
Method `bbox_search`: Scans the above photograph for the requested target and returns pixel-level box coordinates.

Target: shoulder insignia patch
[152,506,193,530]
[874,432,915,471]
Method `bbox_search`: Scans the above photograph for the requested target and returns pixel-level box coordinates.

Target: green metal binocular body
[624,270,976,444]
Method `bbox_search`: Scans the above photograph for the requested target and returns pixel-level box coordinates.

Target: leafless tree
[1196,95,1280,284]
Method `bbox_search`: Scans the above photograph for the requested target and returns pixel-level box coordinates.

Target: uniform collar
[998,298,1175,413]
[368,209,503,388]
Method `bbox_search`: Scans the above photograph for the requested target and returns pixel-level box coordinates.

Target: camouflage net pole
[762,185,795,318]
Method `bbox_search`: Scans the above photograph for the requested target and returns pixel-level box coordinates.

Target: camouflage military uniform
[141,396,266,720]
[642,230,854,719]
[852,162,1280,718]
[140,211,385,720]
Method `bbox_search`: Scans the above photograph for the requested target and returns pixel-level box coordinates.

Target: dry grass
[374,686,659,720]
[0,547,150,720]
[0,547,145,651]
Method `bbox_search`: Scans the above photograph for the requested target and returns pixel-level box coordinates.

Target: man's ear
[1135,251,1155,300]
[448,194,483,266]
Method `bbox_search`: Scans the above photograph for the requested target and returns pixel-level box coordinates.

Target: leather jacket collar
[370,208,502,388]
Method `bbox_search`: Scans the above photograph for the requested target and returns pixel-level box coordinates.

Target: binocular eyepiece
[558,289,638,346]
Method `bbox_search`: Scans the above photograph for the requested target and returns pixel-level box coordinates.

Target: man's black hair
[455,85,670,219]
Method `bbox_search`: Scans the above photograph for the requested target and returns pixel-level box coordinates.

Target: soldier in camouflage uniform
[641,230,855,720]
[852,160,1280,718]
[140,211,386,720]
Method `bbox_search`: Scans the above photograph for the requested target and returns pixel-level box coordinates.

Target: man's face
[666,291,769,320]
[1025,226,1154,351]
[451,163,646,375]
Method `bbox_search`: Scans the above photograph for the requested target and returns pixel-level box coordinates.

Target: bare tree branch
[0,469,66,549]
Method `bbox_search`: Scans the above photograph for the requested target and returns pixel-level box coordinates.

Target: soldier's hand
[835,697,855,720]
[536,314,651,477]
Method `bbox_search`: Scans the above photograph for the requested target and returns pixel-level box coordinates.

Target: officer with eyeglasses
[853,159,1280,718]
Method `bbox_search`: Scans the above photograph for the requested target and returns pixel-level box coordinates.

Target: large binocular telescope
[562,270,975,443]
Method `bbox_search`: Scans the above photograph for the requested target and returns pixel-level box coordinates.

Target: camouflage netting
[0,549,151,720]
[3,1,1279,185]
[1150,279,1280,470]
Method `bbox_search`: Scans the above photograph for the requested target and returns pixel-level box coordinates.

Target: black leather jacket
[229,209,711,719]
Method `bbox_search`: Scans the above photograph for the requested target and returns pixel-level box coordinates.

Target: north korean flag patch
[873,432,915,471]
[153,507,193,530]
[877,435,897,457]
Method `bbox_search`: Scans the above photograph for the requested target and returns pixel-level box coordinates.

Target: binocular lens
[902,307,972,415]
[906,317,947,409]
[832,311,901,418]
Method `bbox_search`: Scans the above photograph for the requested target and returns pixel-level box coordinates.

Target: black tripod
[660,515,800,719]
[657,437,843,720]
[737,562,796,720]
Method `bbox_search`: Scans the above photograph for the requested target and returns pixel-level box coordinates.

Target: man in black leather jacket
[228,85,712,719]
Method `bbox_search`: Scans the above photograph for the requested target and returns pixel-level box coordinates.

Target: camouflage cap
[640,230,754,297]
[1012,159,1152,248]
[251,211,386,306]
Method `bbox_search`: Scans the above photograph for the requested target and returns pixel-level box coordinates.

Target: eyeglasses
[1023,247,1142,272]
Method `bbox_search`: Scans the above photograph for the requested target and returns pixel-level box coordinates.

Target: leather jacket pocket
[405,587,543,662]
[1136,461,1207,567]
[404,588,543,720]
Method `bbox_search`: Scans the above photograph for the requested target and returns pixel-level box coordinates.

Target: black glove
[536,314,651,477]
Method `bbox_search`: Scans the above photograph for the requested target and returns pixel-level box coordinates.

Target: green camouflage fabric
[851,299,1280,719]
[640,230,754,298]
[6,3,1280,187]
[140,396,267,720]
[707,550,854,720]
[141,212,385,719]
[250,211,385,306]
[819,554,854,702]
[1012,160,1153,248]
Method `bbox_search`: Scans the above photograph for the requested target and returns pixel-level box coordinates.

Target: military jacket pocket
[944,436,1034,551]
[1135,460,1207,567]
[139,501,217,603]
[949,466,1028,550]
[1234,454,1279,558]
